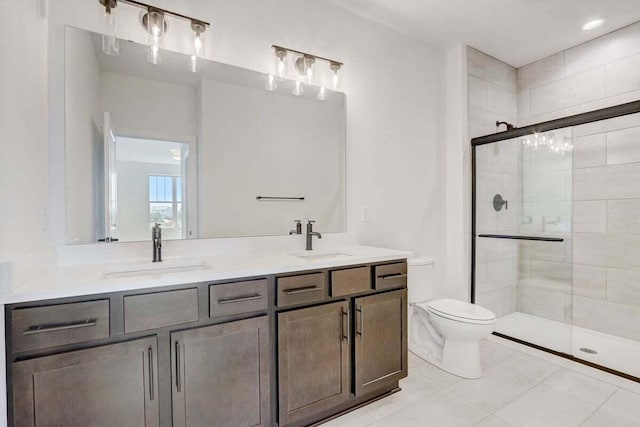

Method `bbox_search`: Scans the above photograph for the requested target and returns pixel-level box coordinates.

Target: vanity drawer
[277,272,326,307]
[331,266,371,297]
[12,300,110,353]
[124,288,198,333]
[374,262,407,290]
[210,279,268,318]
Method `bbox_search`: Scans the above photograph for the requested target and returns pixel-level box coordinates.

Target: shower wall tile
[476,171,505,202]
[487,83,518,117]
[573,201,606,233]
[517,285,568,323]
[476,259,519,293]
[519,109,567,127]
[518,51,565,89]
[529,260,572,293]
[573,296,640,341]
[469,106,503,138]
[518,240,567,262]
[530,67,605,116]
[607,199,640,234]
[476,237,518,263]
[564,90,640,117]
[517,89,531,123]
[605,53,640,97]
[476,202,497,233]
[606,126,640,165]
[573,232,640,269]
[606,267,640,307]
[476,286,516,318]
[573,134,606,169]
[573,112,640,138]
[469,76,489,109]
[574,163,640,200]
[468,47,517,90]
[564,22,640,76]
[573,264,606,299]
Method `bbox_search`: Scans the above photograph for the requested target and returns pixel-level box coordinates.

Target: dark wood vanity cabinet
[12,336,159,427]
[171,316,270,427]
[278,301,350,425]
[354,289,408,396]
[6,259,407,427]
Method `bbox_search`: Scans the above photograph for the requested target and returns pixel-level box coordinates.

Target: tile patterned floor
[321,336,640,427]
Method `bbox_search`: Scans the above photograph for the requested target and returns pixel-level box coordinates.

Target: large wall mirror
[64,26,346,244]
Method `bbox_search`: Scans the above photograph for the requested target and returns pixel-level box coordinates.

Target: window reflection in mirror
[113,137,189,242]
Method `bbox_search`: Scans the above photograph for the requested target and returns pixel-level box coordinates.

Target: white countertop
[0,245,412,304]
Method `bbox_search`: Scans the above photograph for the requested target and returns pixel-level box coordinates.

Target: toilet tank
[408,257,435,304]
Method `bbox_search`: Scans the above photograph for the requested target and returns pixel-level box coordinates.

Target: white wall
[0,0,49,260]
[198,78,345,238]
[33,0,446,284]
[64,27,103,244]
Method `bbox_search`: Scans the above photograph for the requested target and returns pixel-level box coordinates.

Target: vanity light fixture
[100,0,119,55]
[189,20,206,72]
[271,45,343,98]
[266,74,277,91]
[96,0,210,68]
[144,7,165,65]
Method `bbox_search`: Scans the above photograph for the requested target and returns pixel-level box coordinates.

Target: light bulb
[302,56,315,85]
[146,9,165,65]
[266,74,277,91]
[317,87,327,101]
[101,0,119,56]
[274,48,287,81]
[330,62,341,91]
[293,80,303,96]
[189,21,206,73]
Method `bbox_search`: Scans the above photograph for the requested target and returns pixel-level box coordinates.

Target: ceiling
[323,0,640,67]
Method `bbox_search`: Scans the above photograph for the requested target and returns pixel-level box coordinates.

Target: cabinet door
[354,289,407,396]
[12,337,159,427]
[278,301,350,426]
[171,316,270,427]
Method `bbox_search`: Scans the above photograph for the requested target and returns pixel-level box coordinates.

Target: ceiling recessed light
[582,18,605,30]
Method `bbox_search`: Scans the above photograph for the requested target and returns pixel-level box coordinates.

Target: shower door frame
[470,99,640,382]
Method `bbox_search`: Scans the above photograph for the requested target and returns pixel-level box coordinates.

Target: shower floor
[496,312,640,379]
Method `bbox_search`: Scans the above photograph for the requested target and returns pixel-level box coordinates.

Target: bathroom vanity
[3,246,409,427]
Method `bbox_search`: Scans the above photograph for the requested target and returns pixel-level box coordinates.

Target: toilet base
[441,338,481,379]
[410,338,482,379]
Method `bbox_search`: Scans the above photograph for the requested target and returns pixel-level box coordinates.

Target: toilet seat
[416,299,495,325]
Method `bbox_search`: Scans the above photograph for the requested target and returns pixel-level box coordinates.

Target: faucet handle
[294,219,301,223]
[307,220,316,224]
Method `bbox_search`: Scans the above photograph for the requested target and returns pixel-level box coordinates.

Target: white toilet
[408,257,496,379]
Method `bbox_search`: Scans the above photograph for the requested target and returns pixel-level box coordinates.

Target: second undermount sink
[103,259,211,279]
[290,250,354,261]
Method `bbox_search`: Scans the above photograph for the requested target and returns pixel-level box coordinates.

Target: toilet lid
[425,299,495,323]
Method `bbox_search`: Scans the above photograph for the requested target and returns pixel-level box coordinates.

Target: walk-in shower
[472,100,640,381]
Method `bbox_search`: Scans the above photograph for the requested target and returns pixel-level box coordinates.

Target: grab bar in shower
[477,234,564,242]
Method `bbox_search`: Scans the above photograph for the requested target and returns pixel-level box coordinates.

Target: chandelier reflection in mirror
[98,0,210,72]
[270,45,343,102]
[521,132,574,155]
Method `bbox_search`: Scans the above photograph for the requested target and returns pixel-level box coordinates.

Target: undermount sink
[103,259,210,279]
[290,250,354,261]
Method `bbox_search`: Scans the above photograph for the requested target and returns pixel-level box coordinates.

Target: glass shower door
[474,128,574,354]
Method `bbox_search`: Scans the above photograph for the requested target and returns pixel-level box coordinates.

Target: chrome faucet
[289,220,302,235]
[152,223,162,262]
[306,220,322,250]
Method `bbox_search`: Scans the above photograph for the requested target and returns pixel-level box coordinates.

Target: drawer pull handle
[148,346,154,401]
[283,286,321,295]
[23,319,97,335]
[175,341,181,393]
[341,307,349,341]
[380,273,407,280]
[356,307,364,338]
[218,294,263,304]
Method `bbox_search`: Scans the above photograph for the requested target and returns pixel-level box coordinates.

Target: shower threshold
[495,312,640,380]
